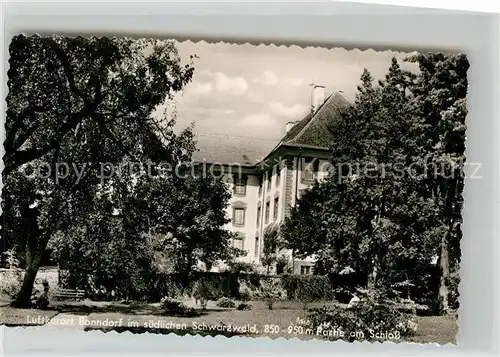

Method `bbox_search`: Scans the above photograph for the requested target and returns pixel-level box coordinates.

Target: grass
[0,298,457,344]
[408,314,458,345]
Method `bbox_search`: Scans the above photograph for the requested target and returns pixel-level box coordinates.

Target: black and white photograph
[1,35,469,345]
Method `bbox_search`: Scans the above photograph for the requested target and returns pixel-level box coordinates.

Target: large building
[193,86,349,274]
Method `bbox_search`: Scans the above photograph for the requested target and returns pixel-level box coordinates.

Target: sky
[164,40,419,142]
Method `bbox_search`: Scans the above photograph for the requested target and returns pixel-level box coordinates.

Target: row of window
[235,158,320,198]
[256,196,279,227]
[229,236,314,273]
[231,233,260,260]
[233,196,280,227]
[259,166,281,195]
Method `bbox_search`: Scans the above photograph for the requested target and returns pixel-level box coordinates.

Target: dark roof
[192,134,276,166]
[278,91,350,149]
[193,91,350,167]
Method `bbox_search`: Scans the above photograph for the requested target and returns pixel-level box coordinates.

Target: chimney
[285,121,297,133]
[310,84,326,114]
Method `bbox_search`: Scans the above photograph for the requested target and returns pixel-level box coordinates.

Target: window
[233,208,245,225]
[273,197,279,220]
[233,175,247,196]
[267,171,272,191]
[265,201,270,223]
[302,158,319,182]
[300,265,312,275]
[258,176,263,196]
[275,165,281,187]
[233,236,244,250]
[256,206,261,227]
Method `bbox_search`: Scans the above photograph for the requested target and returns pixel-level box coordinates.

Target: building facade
[193,86,349,274]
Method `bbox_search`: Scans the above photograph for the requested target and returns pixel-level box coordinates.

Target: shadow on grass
[48,303,210,318]
[84,325,249,338]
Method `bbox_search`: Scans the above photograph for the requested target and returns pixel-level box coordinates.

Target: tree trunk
[12,203,45,308]
[438,230,450,315]
[12,264,39,308]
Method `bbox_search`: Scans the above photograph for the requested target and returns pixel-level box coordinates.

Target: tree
[405,53,469,313]
[281,57,450,303]
[2,35,195,307]
[50,152,240,300]
[261,223,282,274]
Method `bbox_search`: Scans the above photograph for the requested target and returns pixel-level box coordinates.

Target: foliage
[224,261,258,275]
[281,54,468,315]
[237,302,252,311]
[280,274,333,309]
[0,270,23,299]
[255,278,286,310]
[2,34,197,307]
[49,211,157,300]
[160,297,196,316]
[216,297,236,308]
[404,53,469,313]
[447,271,460,311]
[260,223,282,273]
[309,289,417,342]
[275,255,292,274]
[192,277,223,310]
[0,249,23,298]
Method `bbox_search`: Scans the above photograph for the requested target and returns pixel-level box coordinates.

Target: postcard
[1,35,468,345]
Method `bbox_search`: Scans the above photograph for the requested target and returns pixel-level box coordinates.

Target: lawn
[408,314,458,345]
[0,298,457,344]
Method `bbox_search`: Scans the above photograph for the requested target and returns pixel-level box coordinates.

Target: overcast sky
[165,41,418,142]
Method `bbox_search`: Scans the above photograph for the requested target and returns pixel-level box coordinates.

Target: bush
[237,280,253,302]
[237,302,252,311]
[0,250,23,299]
[281,274,333,307]
[308,289,417,342]
[160,297,196,316]
[225,261,258,274]
[160,297,184,311]
[255,278,286,310]
[192,277,223,310]
[0,269,23,299]
[216,297,236,308]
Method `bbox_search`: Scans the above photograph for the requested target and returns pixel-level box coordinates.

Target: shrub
[0,250,23,299]
[192,277,223,310]
[216,297,236,308]
[0,269,23,299]
[160,297,196,316]
[281,274,333,307]
[160,297,184,311]
[237,302,252,311]
[225,261,258,274]
[255,278,285,310]
[237,281,253,302]
[308,289,417,342]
